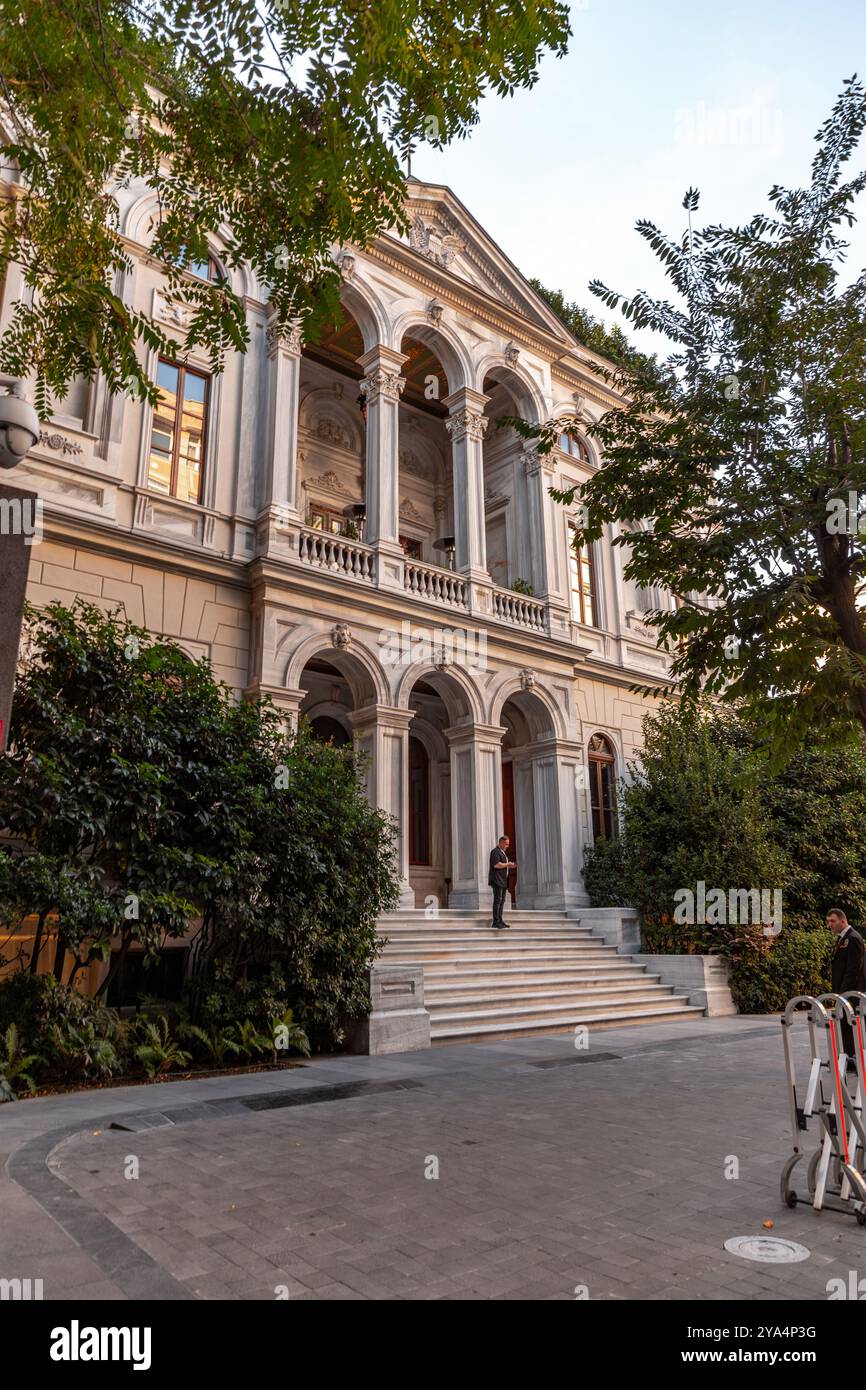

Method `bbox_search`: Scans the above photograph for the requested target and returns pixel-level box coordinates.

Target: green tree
[583,701,786,955]
[519,79,866,757]
[0,0,569,412]
[0,600,399,1043]
[528,278,657,376]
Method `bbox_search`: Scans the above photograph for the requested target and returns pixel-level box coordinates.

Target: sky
[410,0,866,354]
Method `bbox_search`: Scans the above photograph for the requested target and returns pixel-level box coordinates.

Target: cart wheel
[784,1190,797,1209]
[857,1209,866,1228]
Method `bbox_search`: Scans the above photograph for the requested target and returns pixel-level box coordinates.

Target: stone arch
[394,660,485,726]
[476,356,546,425]
[339,276,390,355]
[122,191,254,299]
[282,630,389,707]
[391,313,472,395]
[488,674,568,741]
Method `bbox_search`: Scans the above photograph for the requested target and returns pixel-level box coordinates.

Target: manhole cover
[724,1235,810,1264]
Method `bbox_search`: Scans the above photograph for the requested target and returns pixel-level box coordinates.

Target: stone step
[422,967,655,989]
[426,983,670,1011]
[430,991,685,1025]
[380,930,594,943]
[380,946,621,964]
[431,1002,705,1044]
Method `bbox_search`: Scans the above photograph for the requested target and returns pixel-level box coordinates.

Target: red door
[501,760,517,905]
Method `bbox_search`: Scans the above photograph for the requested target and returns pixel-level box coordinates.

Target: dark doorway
[408,735,430,865]
[310,715,351,747]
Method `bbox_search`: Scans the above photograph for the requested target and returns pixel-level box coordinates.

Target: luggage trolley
[780,993,866,1224]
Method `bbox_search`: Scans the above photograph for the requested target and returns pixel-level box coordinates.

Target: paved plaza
[2,1015,864,1301]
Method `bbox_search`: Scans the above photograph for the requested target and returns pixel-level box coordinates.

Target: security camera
[0,383,39,470]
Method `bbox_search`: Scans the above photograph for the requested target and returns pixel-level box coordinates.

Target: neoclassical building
[2,176,674,919]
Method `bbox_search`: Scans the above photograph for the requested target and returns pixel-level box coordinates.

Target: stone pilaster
[349,702,416,907]
[445,721,506,911]
[357,346,408,591]
[258,316,303,548]
[444,387,490,586]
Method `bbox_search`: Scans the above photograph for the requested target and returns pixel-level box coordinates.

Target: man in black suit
[828,908,866,1062]
[488,835,516,930]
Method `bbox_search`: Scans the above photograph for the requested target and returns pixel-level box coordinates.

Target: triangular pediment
[389,179,575,343]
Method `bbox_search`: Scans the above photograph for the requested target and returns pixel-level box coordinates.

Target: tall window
[408,736,430,866]
[588,734,617,840]
[148,359,209,502]
[568,520,598,626]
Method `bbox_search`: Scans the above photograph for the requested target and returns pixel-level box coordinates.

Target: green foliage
[523,81,866,756]
[0,0,569,411]
[529,278,658,376]
[0,1023,41,1100]
[0,973,126,1086]
[270,1007,311,1060]
[750,739,866,933]
[133,1015,192,1078]
[584,701,786,956]
[581,835,630,909]
[180,1023,240,1068]
[730,930,833,1015]
[0,600,400,1055]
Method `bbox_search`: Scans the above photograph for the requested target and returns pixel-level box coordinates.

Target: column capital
[265,313,303,358]
[444,721,508,748]
[357,345,409,404]
[443,387,490,443]
[523,439,555,477]
[349,703,416,734]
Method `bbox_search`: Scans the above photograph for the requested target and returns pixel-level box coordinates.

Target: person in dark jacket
[488,835,517,930]
[828,908,866,1061]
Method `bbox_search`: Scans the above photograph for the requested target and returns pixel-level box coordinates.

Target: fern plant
[0,1023,41,1100]
[226,1020,272,1063]
[270,1008,311,1060]
[134,1016,191,1078]
[181,1024,240,1068]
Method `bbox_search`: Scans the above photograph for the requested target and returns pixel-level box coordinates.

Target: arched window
[408,736,430,865]
[588,734,617,840]
[559,430,592,464]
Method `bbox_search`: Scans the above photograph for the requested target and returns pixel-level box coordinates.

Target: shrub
[730,929,833,1014]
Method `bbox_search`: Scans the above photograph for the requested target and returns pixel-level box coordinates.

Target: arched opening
[405,677,453,907]
[298,305,367,537]
[588,733,618,840]
[500,689,559,907]
[397,332,452,568]
[309,715,351,747]
[481,373,534,592]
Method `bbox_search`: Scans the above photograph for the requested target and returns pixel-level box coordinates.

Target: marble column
[445,721,506,910]
[260,316,303,530]
[358,346,408,592]
[516,737,588,910]
[444,388,490,584]
[350,703,416,908]
[524,441,570,639]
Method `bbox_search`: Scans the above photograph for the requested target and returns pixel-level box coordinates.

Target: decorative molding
[504,342,519,366]
[518,668,536,692]
[409,214,464,270]
[153,291,195,332]
[314,416,352,448]
[39,430,83,457]
[445,409,487,444]
[399,498,424,523]
[304,469,354,499]
[399,448,434,481]
[427,298,445,326]
[339,252,356,282]
[331,622,351,650]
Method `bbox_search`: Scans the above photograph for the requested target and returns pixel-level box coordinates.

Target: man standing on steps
[488,835,517,931]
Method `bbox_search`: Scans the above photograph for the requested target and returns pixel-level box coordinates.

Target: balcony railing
[404,558,469,610]
[297,526,375,582]
[492,586,546,632]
